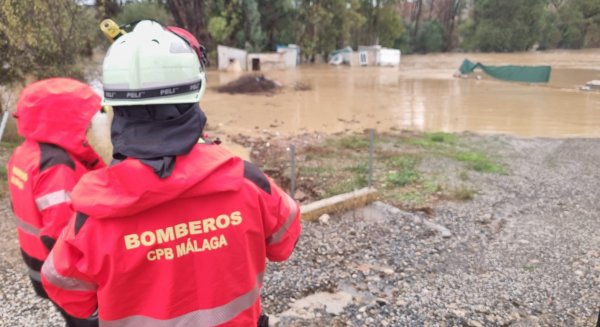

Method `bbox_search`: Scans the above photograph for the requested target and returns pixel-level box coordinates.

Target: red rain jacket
[42,143,301,326]
[7,78,105,296]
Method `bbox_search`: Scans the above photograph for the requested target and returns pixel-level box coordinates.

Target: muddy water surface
[203,49,600,138]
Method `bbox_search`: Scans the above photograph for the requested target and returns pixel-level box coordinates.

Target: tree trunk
[167,0,209,45]
[412,0,423,39]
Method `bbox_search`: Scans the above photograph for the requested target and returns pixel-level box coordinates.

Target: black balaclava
[111,102,206,178]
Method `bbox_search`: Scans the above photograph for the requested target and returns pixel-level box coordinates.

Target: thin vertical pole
[368,129,375,188]
[290,144,296,197]
[0,111,9,143]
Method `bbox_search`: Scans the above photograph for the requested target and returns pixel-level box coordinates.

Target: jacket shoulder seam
[39,143,75,172]
[243,161,271,195]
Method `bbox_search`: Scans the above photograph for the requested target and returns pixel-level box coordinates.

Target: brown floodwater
[202,49,600,138]
[86,49,600,162]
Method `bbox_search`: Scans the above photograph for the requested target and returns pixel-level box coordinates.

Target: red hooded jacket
[42,143,301,326]
[7,78,105,296]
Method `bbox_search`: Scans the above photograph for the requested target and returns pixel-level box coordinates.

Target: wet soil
[216,74,280,94]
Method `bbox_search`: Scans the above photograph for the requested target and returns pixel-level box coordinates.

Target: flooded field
[203,49,600,138]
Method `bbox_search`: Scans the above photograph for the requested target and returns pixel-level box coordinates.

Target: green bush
[0,0,98,83]
[415,20,444,53]
[538,11,562,50]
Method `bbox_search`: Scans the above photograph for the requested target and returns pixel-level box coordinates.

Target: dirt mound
[217,74,280,94]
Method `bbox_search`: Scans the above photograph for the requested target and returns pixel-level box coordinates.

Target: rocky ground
[1,134,599,326]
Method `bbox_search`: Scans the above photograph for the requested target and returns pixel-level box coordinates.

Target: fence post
[368,128,375,188]
[0,111,9,143]
[290,144,296,198]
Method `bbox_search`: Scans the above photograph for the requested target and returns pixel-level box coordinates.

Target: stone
[395,299,407,306]
[318,214,330,225]
[467,320,484,327]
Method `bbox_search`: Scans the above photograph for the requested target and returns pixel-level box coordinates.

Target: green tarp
[459,59,551,83]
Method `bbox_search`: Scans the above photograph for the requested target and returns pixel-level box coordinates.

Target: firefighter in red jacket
[7,78,105,327]
[42,20,301,327]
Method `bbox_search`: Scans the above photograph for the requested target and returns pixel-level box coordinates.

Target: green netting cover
[459,59,551,83]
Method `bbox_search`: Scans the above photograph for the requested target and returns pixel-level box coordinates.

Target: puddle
[203,49,600,138]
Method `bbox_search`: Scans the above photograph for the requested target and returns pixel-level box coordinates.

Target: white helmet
[102,20,206,106]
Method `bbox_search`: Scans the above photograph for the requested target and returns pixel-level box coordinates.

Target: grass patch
[251,130,506,210]
[0,163,7,198]
[412,132,457,148]
[332,135,370,150]
[346,162,368,175]
[448,185,476,201]
[385,154,420,187]
[423,179,442,194]
[398,191,425,204]
[324,175,367,198]
[455,151,504,174]
[300,166,335,176]
[386,169,418,186]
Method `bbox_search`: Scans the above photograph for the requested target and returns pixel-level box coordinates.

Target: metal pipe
[368,128,375,188]
[290,144,296,197]
[0,111,9,143]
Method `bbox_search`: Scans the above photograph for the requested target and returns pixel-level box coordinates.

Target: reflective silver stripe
[42,251,96,291]
[35,190,71,211]
[101,273,264,327]
[28,268,41,282]
[267,196,298,245]
[14,215,41,236]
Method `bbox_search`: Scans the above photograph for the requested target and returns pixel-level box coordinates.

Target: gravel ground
[1,135,599,326]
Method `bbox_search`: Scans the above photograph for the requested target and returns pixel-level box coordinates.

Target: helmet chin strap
[111,103,206,178]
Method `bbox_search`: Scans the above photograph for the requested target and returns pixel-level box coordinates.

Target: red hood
[71,145,243,219]
[15,78,104,168]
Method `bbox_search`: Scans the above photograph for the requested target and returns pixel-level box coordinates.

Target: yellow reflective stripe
[13,215,41,236]
[267,196,298,245]
[101,273,264,327]
[41,251,96,291]
[35,190,71,211]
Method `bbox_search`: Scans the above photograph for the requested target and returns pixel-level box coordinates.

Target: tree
[294,0,366,60]
[205,0,241,48]
[241,0,265,51]
[464,0,546,52]
[0,0,97,83]
[557,0,600,48]
[257,0,296,50]
[415,20,444,52]
[538,10,561,49]
[116,1,174,26]
[96,0,121,19]
[374,3,404,47]
[435,0,464,50]
[167,0,208,45]
[295,1,330,60]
